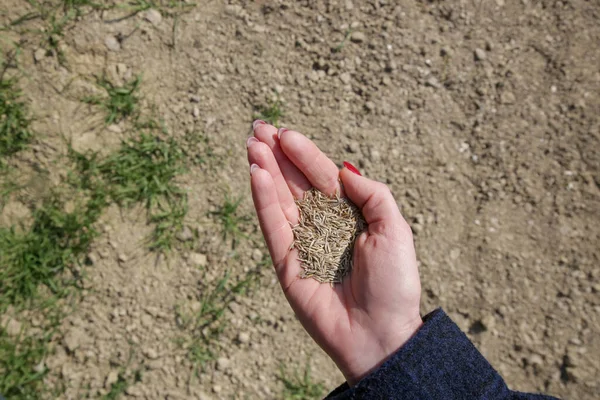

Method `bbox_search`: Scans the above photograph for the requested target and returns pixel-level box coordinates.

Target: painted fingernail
[253,119,266,130]
[277,127,288,139]
[250,163,260,175]
[343,161,362,176]
[246,136,259,148]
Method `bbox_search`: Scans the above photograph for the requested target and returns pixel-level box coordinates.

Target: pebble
[64,328,85,352]
[237,332,250,344]
[33,361,46,373]
[216,357,230,371]
[143,9,162,26]
[105,370,119,389]
[252,249,263,262]
[189,252,208,267]
[144,348,159,359]
[365,101,376,112]
[346,141,360,153]
[192,106,200,119]
[104,36,121,52]
[141,314,153,328]
[500,91,516,104]
[125,384,143,397]
[33,48,46,63]
[368,149,381,163]
[339,72,351,85]
[528,354,543,367]
[474,48,487,61]
[118,253,128,263]
[177,226,194,241]
[212,385,222,394]
[4,318,22,337]
[350,31,366,43]
[425,76,441,89]
[190,94,201,103]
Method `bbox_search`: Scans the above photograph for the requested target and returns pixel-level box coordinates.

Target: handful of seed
[292,188,367,283]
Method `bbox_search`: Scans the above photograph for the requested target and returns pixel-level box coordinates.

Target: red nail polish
[253,120,266,130]
[343,161,362,176]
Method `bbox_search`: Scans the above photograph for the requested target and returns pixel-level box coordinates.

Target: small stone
[365,101,375,112]
[474,48,487,61]
[143,348,159,359]
[105,370,119,389]
[425,76,441,88]
[143,9,162,26]
[105,36,121,52]
[140,314,153,328]
[345,0,354,10]
[339,72,351,85]
[177,226,194,241]
[125,384,143,397]
[212,385,222,394]
[107,124,122,133]
[64,328,85,352]
[450,248,461,260]
[368,149,381,163]
[500,91,516,104]
[190,95,201,103]
[252,249,263,262]
[346,141,360,153]
[350,31,366,43]
[189,252,207,267]
[528,354,543,367]
[192,106,200,119]
[237,332,250,344]
[4,318,22,337]
[33,361,46,373]
[118,253,127,263]
[33,48,46,62]
[216,357,230,371]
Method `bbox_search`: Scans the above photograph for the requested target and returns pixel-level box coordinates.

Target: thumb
[340,165,407,235]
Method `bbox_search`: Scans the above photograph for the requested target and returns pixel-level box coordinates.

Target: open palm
[247,121,423,385]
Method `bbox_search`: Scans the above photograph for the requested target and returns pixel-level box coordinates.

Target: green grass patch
[175,264,264,372]
[0,329,53,399]
[253,96,284,127]
[0,190,105,307]
[84,76,141,125]
[71,133,187,251]
[211,194,250,248]
[279,361,325,400]
[0,76,33,161]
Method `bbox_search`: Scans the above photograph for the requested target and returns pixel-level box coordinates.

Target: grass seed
[292,188,366,283]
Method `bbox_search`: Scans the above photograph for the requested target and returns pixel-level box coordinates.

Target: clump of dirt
[293,188,366,283]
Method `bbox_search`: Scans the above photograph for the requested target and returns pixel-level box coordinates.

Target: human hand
[246,121,423,385]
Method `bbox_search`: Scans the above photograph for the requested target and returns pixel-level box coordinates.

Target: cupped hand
[246,121,422,385]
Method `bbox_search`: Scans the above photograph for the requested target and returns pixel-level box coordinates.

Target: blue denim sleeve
[325,308,559,400]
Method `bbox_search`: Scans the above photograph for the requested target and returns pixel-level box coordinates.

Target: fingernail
[343,161,362,176]
[253,119,266,130]
[250,163,260,175]
[246,136,259,148]
[277,127,288,139]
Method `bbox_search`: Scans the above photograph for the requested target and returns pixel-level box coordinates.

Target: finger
[250,165,303,288]
[340,167,411,240]
[247,138,299,223]
[278,129,341,196]
[253,121,311,197]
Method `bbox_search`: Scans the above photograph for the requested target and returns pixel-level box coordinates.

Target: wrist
[343,317,424,386]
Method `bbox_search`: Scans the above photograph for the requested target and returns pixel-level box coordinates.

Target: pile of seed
[292,188,367,283]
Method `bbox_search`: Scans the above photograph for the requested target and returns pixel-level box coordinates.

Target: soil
[1,0,599,399]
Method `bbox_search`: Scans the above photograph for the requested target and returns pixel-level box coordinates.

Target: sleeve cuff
[326,308,512,399]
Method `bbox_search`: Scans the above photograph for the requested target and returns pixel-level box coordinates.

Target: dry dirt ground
[1,0,599,399]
